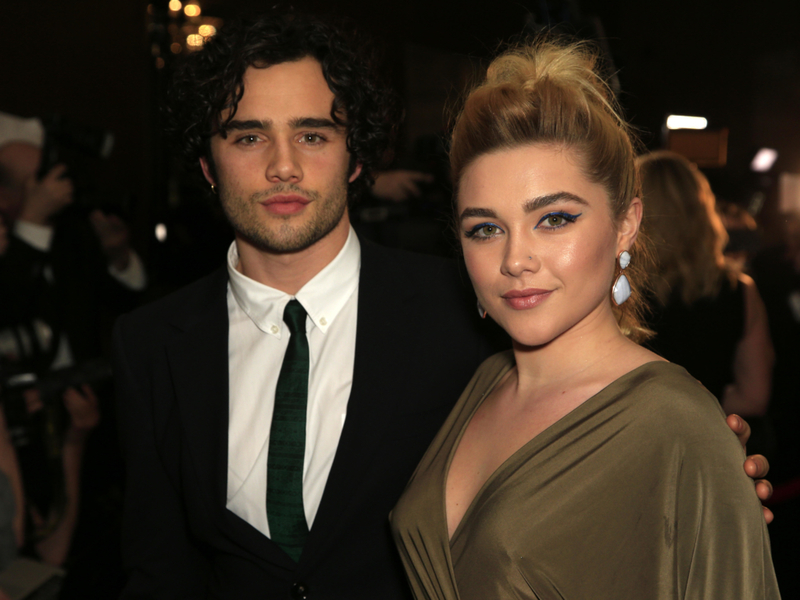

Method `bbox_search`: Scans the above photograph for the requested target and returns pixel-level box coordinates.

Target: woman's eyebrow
[523,192,589,213]
[459,207,497,221]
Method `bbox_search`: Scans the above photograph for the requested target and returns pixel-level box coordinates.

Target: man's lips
[259,194,311,215]
[501,288,553,310]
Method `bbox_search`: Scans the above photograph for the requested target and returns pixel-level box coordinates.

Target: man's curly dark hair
[167,9,399,201]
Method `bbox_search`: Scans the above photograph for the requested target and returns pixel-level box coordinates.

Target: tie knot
[283,299,307,334]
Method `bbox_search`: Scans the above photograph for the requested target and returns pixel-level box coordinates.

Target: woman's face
[457,143,640,348]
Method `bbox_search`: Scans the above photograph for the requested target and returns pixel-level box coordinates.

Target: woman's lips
[260,194,310,215]
[501,288,553,310]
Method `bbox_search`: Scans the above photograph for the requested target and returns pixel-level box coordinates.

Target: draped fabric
[391,352,780,600]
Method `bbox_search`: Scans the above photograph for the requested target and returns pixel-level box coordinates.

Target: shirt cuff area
[13,220,54,251]
[109,250,147,290]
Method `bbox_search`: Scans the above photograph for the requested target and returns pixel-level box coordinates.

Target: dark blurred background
[1,0,798,595]
[2,0,798,272]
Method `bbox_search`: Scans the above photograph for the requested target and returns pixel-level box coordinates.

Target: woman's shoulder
[619,361,736,443]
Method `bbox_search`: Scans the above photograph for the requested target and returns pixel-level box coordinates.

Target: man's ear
[617,196,642,252]
[199,157,216,187]
[348,162,363,183]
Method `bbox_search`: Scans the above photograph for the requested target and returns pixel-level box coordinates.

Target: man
[114,11,771,599]
[0,113,146,369]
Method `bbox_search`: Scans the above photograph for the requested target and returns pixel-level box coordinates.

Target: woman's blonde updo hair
[450,37,652,342]
[638,150,733,306]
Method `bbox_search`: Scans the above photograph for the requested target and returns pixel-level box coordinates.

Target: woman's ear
[617,197,643,252]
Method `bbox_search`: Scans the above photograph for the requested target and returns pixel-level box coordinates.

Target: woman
[390,39,779,599]
[640,151,773,417]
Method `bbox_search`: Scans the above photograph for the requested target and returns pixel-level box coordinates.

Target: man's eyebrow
[523,192,589,213]
[290,117,343,130]
[219,117,342,134]
[221,119,270,133]
[459,207,497,221]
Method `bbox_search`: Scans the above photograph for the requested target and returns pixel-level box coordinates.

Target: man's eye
[237,135,259,145]
[302,133,324,144]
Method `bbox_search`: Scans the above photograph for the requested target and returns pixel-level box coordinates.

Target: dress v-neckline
[443,356,668,546]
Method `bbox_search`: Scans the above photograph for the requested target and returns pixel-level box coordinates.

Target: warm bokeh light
[170,42,182,54]
[169,0,182,11]
[155,223,168,242]
[155,57,165,69]
[198,24,216,37]
[751,148,778,172]
[666,115,708,130]
[184,4,201,17]
[147,4,154,15]
[186,34,204,47]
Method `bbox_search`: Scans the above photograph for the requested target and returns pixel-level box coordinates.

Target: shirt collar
[227,227,361,338]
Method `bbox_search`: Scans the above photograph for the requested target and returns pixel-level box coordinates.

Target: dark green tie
[267,299,310,562]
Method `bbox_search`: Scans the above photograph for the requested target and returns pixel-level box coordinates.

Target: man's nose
[265,139,302,183]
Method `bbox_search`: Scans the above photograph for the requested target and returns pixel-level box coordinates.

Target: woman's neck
[510,309,641,403]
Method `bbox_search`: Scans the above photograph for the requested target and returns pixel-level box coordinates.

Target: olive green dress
[391,352,780,600]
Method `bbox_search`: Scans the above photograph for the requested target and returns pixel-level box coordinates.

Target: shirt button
[319,317,327,326]
[271,325,279,334]
[291,582,310,599]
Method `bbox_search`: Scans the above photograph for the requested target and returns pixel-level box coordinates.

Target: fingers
[744,454,770,479]
[755,478,773,501]
[762,506,774,525]
[62,385,101,431]
[19,165,73,224]
[726,413,750,448]
[23,388,44,414]
[44,163,69,182]
[372,170,434,201]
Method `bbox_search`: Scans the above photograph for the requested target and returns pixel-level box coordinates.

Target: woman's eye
[545,214,566,227]
[465,223,503,239]
[535,211,581,229]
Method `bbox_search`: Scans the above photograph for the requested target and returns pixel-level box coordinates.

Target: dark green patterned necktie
[267,299,310,562]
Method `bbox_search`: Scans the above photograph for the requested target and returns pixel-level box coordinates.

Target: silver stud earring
[477,300,487,319]
[612,250,631,305]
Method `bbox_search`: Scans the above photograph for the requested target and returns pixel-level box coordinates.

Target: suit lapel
[166,268,231,513]
[165,268,295,569]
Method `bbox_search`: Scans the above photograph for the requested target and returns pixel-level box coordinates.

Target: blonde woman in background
[391,39,779,599]
[640,151,774,417]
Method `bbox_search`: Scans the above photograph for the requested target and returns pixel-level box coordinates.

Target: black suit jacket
[114,240,497,599]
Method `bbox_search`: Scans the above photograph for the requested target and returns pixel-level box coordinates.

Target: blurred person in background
[0,112,144,595]
[717,200,762,273]
[640,150,774,418]
[0,112,146,372]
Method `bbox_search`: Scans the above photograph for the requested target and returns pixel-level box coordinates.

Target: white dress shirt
[225,228,360,537]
